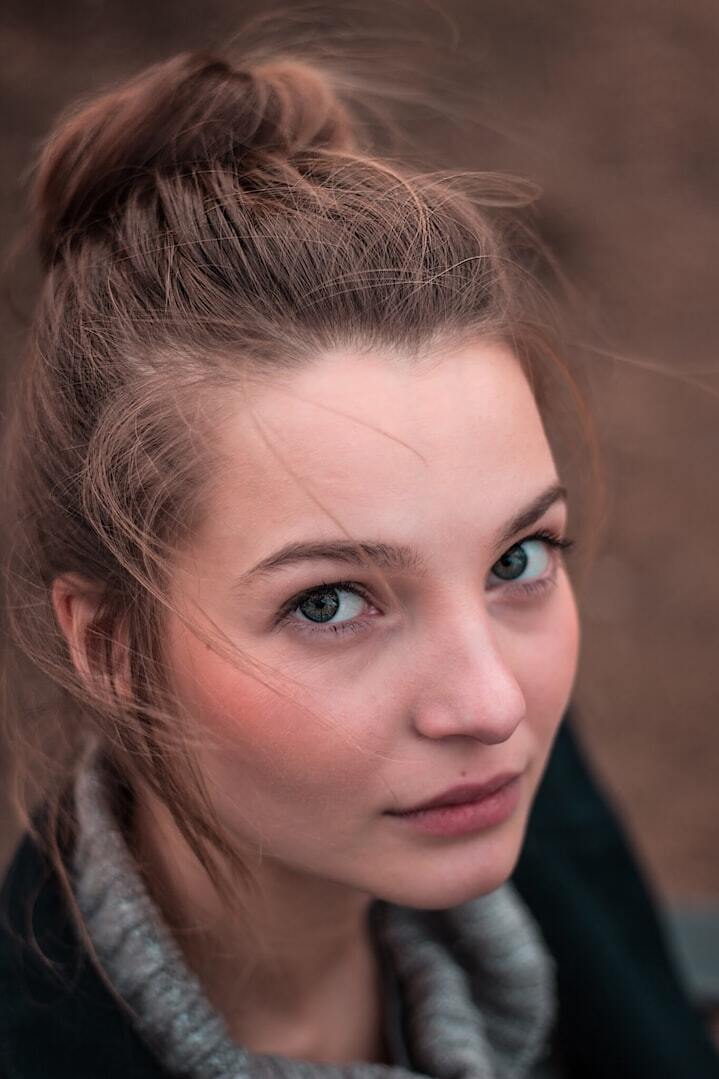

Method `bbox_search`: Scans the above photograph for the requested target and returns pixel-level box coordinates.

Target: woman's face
[166,341,580,910]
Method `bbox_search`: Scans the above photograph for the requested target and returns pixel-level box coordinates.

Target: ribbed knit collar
[72,752,558,1079]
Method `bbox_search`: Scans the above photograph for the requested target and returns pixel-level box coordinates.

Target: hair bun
[33,50,356,266]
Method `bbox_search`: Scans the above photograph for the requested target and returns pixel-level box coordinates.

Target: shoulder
[513,714,719,1079]
[0,826,168,1079]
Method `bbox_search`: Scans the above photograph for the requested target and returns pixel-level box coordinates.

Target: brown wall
[1,0,718,901]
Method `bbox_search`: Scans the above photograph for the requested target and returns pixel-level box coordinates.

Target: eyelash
[275,529,575,640]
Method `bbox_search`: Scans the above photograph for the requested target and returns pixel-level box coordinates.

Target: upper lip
[388,772,521,814]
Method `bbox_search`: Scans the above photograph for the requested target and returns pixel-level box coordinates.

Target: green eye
[490,538,552,584]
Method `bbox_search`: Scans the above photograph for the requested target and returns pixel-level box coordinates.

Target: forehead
[200,341,557,549]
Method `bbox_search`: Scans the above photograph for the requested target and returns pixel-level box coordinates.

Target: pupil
[493,544,528,581]
[299,588,340,623]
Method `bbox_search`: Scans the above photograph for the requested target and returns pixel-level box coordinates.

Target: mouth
[384,775,522,838]
[386,771,522,815]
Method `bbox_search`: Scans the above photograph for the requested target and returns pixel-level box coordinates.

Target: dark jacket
[1,713,718,1079]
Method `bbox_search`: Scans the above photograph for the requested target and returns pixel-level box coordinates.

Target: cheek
[165,623,376,814]
[518,576,580,740]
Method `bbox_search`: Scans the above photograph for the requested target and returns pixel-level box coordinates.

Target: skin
[54,339,580,1064]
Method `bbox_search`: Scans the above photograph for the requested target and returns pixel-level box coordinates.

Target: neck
[130,787,387,1063]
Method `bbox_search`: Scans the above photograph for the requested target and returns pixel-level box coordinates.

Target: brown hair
[1,39,599,949]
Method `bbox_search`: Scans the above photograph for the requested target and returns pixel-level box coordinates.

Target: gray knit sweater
[71,754,563,1079]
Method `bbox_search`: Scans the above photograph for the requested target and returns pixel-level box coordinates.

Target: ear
[51,572,105,683]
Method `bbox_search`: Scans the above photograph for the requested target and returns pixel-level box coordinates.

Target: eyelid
[279,530,574,607]
[504,528,574,558]
[513,523,572,547]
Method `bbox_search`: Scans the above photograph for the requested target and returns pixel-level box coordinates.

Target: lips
[388,772,521,815]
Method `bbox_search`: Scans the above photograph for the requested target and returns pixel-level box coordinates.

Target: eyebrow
[236,482,567,585]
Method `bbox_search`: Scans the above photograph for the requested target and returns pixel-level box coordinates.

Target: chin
[376,830,526,912]
[412,863,520,912]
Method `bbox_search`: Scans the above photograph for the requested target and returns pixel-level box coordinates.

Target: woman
[1,44,716,1079]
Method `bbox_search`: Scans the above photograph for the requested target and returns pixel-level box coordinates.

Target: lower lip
[386,777,521,838]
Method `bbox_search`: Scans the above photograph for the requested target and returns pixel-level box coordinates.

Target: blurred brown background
[1,0,717,904]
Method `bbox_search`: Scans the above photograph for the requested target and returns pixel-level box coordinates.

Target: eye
[277,580,375,638]
[291,591,364,625]
[488,530,573,593]
[490,538,550,582]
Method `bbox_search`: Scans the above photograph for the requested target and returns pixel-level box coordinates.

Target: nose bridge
[412,595,527,744]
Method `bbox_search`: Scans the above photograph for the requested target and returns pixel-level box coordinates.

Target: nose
[411,608,527,745]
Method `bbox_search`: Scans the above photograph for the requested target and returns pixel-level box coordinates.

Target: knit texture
[72,753,559,1079]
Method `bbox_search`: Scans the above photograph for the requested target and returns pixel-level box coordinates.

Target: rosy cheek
[167,626,368,794]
